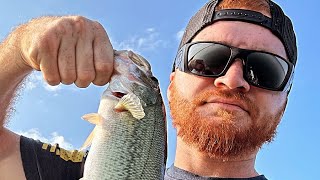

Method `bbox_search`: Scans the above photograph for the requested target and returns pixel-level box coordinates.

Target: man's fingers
[74,36,95,88]
[39,52,61,86]
[92,22,114,86]
[37,33,61,86]
[58,33,77,85]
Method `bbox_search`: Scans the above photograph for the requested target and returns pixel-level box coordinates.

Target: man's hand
[19,16,114,87]
[0,15,113,125]
[0,16,114,174]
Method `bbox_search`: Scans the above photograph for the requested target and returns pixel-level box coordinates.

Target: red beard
[169,81,286,159]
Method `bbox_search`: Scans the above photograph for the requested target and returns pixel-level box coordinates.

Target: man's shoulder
[164,165,198,180]
[164,165,268,180]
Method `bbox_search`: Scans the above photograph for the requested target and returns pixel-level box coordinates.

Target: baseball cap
[176,0,297,66]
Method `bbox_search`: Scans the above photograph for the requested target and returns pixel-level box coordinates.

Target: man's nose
[213,59,250,92]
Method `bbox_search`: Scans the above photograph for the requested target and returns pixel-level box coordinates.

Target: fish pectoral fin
[81,113,104,125]
[80,126,98,151]
[114,93,145,120]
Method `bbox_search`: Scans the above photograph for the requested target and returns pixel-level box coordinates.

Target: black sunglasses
[173,42,294,91]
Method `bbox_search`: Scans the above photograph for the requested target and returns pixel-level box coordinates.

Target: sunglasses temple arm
[283,70,295,92]
[173,46,186,72]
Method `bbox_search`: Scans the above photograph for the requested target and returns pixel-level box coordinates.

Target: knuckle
[72,16,87,34]
[61,80,73,85]
[38,32,59,55]
[61,73,76,85]
[52,16,87,37]
[77,71,95,82]
[75,80,90,88]
[75,84,89,88]
[93,61,113,86]
[95,61,111,72]
[73,16,87,24]
[46,76,60,86]
[93,21,104,30]
[53,21,69,36]
[92,21,107,37]
[93,78,109,86]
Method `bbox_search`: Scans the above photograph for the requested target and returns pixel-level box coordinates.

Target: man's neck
[174,137,259,178]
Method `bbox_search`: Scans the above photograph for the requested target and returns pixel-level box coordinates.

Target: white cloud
[17,128,74,150]
[44,83,62,92]
[25,71,62,93]
[25,72,41,90]
[146,28,155,32]
[25,81,37,91]
[176,29,185,41]
[50,132,74,150]
[113,28,167,53]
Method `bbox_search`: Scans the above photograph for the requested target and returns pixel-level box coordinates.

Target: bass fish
[80,50,167,180]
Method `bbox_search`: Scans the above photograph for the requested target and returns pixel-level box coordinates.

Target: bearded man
[165,0,297,179]
[0,0,296,179]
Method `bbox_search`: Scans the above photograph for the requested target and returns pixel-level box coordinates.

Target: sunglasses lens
[180,42,292,91]
[187,43,231,76]
[246,52,289,89]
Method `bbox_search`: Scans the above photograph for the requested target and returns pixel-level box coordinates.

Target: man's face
[167,21,288,159]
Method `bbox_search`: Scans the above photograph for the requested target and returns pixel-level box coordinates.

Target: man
[0,16,114,180]
[0,0,296,179]
[165,0,296,179]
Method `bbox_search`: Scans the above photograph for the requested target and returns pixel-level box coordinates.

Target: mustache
[191,89,255,113]
[193,89,250,102]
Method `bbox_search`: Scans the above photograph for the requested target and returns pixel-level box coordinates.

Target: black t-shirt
[164,165,268,180]
[20,136,268,180]
[20,136,86,180]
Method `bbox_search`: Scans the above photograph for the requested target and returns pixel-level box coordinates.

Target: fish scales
[88,102,165,179]
[81,50,167,180]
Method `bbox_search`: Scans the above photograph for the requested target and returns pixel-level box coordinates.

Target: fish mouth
[112,91,127,99]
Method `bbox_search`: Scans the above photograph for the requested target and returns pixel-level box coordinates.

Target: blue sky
[1,0,318,179]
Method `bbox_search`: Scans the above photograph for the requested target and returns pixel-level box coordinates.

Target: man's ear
[167,72,176,101]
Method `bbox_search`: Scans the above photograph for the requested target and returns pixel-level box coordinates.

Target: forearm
[0,26,33,125]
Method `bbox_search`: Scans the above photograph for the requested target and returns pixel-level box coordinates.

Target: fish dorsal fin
[114,93,145,120]
[82,113,104,125]
[80,126,98,151]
